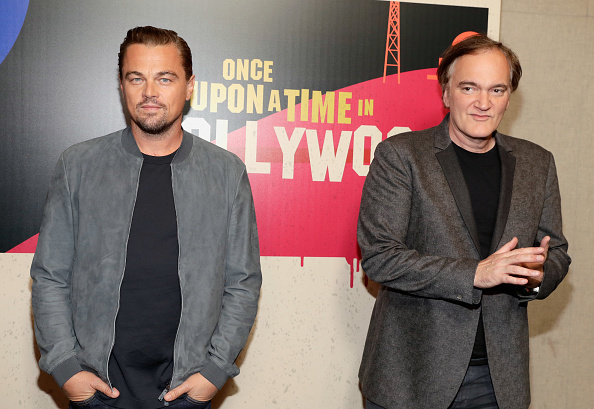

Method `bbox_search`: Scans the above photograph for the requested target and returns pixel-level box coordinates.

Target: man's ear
[442,87,450,108]
[185,75,195,101]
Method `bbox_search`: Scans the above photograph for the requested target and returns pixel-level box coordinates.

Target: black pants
[69,394,211,409]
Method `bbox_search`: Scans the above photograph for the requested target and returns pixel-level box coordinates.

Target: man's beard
[133,113,176,135]
[132,99,179,135]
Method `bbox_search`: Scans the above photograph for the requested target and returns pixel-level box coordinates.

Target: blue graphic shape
[0,0,29,64]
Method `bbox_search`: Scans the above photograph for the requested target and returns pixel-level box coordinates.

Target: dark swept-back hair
[437,34,522,95]
[118,26,193,80]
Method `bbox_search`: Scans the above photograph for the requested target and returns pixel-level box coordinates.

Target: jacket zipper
[104,160,143,389]
[166,160,184,394]
[158,382,171,406]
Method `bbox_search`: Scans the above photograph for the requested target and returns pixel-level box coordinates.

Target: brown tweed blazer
[357,115,570,409]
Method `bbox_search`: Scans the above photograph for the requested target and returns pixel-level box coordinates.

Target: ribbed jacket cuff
[51,355,83,387]
[200,359,229,390]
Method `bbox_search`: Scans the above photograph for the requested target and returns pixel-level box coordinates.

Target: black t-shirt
[453,142,501,362]
[99,151,183,409]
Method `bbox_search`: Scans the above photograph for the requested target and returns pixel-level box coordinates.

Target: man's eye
[130,78,142,83]
[160,78,171,83]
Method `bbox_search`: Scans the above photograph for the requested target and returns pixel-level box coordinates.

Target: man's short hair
[118,26,193,80]
[437,33,522,94]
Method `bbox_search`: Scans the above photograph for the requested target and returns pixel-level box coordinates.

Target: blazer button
[456,295,462,300]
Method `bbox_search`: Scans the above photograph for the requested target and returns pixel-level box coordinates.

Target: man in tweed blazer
[357,35,570,409]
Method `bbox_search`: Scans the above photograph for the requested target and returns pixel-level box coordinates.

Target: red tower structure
[383,1,400,84]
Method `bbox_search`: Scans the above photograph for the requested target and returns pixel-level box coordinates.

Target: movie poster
[0,1,500,407]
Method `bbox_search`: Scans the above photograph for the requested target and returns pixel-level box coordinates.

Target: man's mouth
[137,99,165,110]
[139,104,164,110]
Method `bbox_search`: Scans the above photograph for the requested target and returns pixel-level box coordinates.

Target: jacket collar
[120,126,194,163]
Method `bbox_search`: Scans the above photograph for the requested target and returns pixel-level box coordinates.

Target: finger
[164,382,189,402]
[509,265,543,278]
[496,252,544,267]
[509,253,545,265]
[504,246,546,261]
[540,236,550,254]
[494,237,518,254]
[496,270,530,285]
[504,275,529,286]
[91,379,119,398]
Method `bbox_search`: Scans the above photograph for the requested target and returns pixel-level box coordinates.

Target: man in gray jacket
[31,26,262,409]
[358,35,570,409]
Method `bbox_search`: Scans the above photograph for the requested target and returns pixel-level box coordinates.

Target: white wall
[498,1,594,408]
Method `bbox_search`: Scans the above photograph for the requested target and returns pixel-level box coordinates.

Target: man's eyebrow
[156,71,179,78]
[456,80,509,89]
[456,81,479,88]
[124,71,144,79]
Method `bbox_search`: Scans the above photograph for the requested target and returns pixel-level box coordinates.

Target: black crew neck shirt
[453,142,501,363]
[99,151,183,409]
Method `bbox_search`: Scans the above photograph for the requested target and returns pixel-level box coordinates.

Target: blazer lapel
[436,145,481,255]
[489,134,516,253]
[433,117,481,256]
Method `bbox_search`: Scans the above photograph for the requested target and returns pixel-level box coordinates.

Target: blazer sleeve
[358,140,481,306]
[526,152,570,300]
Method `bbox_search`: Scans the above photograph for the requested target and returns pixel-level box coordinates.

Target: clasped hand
[474,236,550,289]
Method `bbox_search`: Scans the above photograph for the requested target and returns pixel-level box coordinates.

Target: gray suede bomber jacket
[31,127,262,392]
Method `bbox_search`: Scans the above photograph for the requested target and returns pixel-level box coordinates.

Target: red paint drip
[347,257,362,288]
[349,260,354,288]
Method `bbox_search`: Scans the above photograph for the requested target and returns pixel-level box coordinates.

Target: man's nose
[476,91,491,110]
[142,81,158,98]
